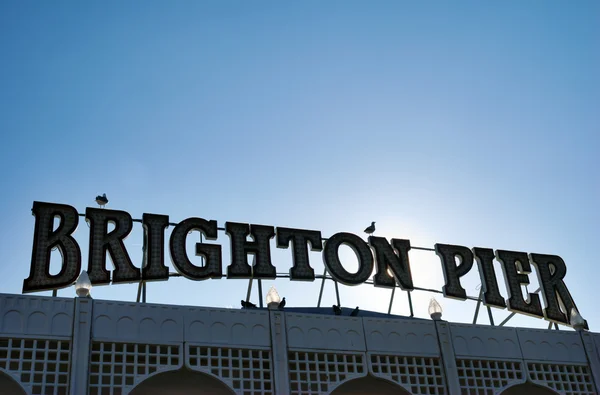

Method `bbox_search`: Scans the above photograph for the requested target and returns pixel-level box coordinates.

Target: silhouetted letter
[496,250,543,318]
[226,222,276,278]
[276,227,322,281]
[323,232,373,285]
[23,202,82,293]
[530,253,587,328]
[370,237,413,290]
[86,207,140,285]
[142,213,170,281]
[436,243,474,300]
[473,247,506,308]
[170,218,222,280]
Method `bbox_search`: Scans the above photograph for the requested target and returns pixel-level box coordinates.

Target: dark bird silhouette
[364,222,376,234]
[241,300,257,309]
[278,297,286,310]
[95,193,109,207]
[350,306,360,316]
[333,304,342,315]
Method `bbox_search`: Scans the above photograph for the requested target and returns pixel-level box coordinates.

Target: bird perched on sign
[350,306,360,316]
[364,222,376,235]
[241,300,257,309]
[333,304,342,316]
[95,193,109,207]
[278,297,286,310]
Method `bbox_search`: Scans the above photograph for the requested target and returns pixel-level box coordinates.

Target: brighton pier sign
[24,201,586,329]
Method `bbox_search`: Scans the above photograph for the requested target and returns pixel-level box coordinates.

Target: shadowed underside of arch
[128,368,235,395]
[330,375,411,395]
[0,370,27,395]
[501,382,560,395]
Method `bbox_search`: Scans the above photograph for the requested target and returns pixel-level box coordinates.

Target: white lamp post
[266,286,281,310]
[429,298,443,320]
[75,271,92,298]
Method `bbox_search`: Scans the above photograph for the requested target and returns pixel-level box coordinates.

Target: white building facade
[0,293,599,395]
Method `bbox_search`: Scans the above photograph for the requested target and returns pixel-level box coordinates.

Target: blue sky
[1,1,598,330]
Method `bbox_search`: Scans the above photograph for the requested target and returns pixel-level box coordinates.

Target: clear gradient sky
[1,1,598,330]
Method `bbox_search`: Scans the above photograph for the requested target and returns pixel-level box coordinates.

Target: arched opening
[129,368,235,395]
[330,375,411,395]
[0,371,26,395]
[501,382,559,395]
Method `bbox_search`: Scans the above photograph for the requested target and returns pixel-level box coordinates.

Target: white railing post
[434,320,461,394]
[70,297,94,395]
[268,309,290,394]
[579,331,600,393]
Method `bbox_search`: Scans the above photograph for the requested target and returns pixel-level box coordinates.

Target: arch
[500,382,560,395]
[329,375,411,395]
[0,369,28,395]
[128,368,235,395]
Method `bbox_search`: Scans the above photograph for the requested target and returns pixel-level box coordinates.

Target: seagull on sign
[350,306,360,316]
[95,193,109,208]
[364,222,376,235]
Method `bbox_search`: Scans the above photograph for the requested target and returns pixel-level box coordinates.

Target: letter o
[323,232,373,285]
